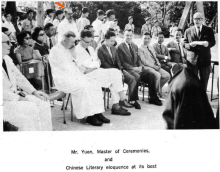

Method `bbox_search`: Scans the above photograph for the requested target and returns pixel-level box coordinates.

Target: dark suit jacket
[183,25,215,67]
[97,44,123,70]
[163,61,217,129]
[167,40,187,63]
[117,42,142,70]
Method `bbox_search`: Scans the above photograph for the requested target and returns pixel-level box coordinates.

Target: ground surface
[51,35,219,131]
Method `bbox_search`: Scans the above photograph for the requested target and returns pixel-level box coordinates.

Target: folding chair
[49,91,73,124]
[20,61,45,92]
[102,87,111,109]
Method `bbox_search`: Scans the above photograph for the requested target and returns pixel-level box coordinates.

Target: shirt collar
[196,25,203,31]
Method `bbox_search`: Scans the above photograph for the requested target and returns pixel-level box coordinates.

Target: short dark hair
[32,27,43,41]
[44,23,54,31]
[105,31,116,39]
[124,29,133,33]
[55,10,63,17]
[46,9,54,15]
[82,7,89,14]
[158,32,164,36]
[4,12,11,17]
[2,27,9,33]
[84,25,93,30]
[97,9,105,16]
[27,9,34,15]
[175,28,183,34]
[16,31,31,45]
[106,10,115,18]
[143,32,152,38]
[80,30,93,38]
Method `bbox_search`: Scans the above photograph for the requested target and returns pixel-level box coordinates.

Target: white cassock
[3,55,52,131]
[48,43,105,119]
[57,18,79,43]
[75,44,124,104]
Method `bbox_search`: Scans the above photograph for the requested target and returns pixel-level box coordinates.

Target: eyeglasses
[193,18,203,21]
[82,39,91,44]
[2,41,10,45]
[39,33,45,36]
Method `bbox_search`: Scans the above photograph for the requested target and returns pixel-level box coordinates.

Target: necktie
[49,38,53,49]
[197,26,201,38]
[178,43,184,58]
[85,48,90,55]
[107,47,114,64]
[2,59,9,78]
[128,43,134,61]
[159,44,162,54]
[147,46,158,65]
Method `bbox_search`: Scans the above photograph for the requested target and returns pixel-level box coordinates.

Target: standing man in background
[92,9,105,44]
[124,16,135,32]
[141,17,151,35]
[44,9,54,26]
[184,12,215,91]
[77,7,90,34]
[57,8,79,42]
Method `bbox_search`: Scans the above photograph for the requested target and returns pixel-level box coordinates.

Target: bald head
[2,33,11,57]
[193,12,204,26]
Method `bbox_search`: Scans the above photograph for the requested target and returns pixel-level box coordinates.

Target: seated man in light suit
[97,31,133,108]
[152,32,173,75]
[138,32,170,103]
[48,31,110,126]
[167,28,187,74]
[2,33,52,131]
[74,30,131,116]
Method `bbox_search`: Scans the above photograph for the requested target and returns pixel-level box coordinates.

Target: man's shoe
[112,107,131,116]
[130,101,141,109]
[86,116,103,126]
[95,113,110,123]
[119,99,133,108]
[149,98,163,106]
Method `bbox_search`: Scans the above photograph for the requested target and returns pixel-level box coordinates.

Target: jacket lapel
[131,42,137,63]
[199,25,205,41]
[192,26,199,40]
[103,44,114,65]
[123,42,133,60]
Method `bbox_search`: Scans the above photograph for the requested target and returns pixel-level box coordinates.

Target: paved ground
[51,35,219,131]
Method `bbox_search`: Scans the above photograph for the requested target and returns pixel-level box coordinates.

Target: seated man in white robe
[2,33,52,131]
[74,30,132,116]
[48,31,110,126]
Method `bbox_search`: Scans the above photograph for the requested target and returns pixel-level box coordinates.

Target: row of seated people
[2,26,188,130]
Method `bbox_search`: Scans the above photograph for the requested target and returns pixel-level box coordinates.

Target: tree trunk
[196,1,205,25]
[190,2,194,23]
[37,2,44,28]
[5,1,20,35]
[51,1,55,10]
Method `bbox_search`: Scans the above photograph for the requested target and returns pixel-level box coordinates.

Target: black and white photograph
[1,1,220,172]
[1,1,219,131]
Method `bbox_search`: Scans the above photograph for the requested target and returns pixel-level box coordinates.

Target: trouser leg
[198,65,211,91]
[158,68,171,89]
[141,67,160,97]
[124,70,140,101]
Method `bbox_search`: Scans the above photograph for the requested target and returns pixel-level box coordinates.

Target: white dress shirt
[92,18,103,37]
[57,18,79,42]
[195,25,203,37]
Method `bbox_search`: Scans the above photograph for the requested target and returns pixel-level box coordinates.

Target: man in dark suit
[183,12,216,91]
[167,29,187,75]
[117,29,162,106]
[163,51,218,129]
[97,31,133,108]
[116,29,142,109]
[152,32,173,75]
